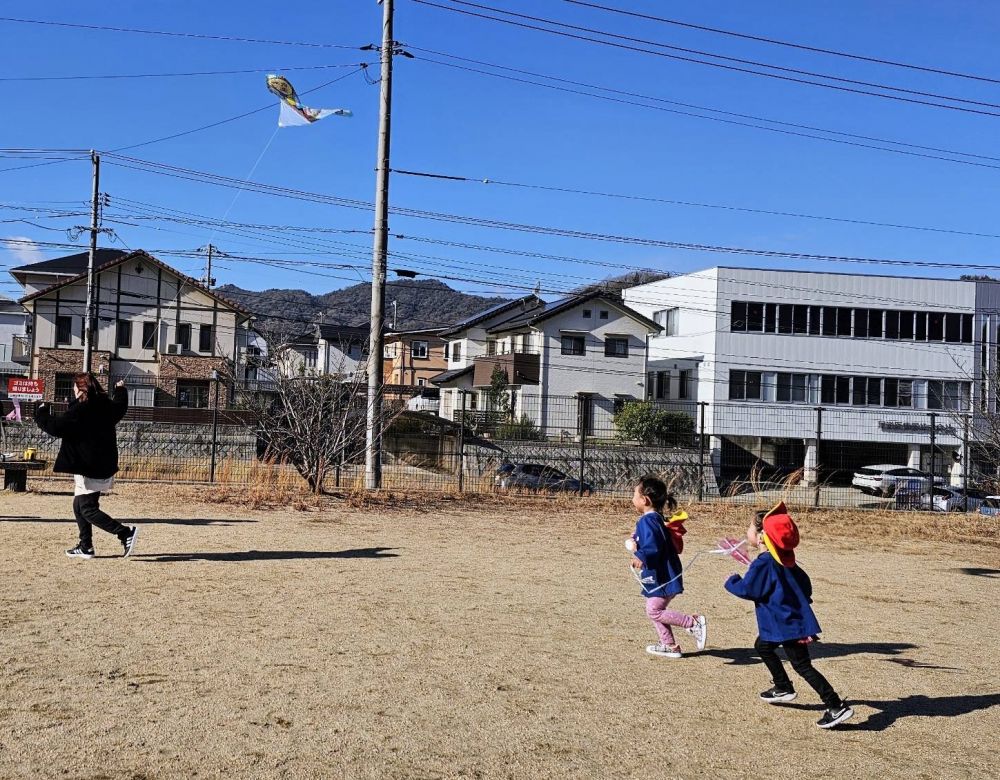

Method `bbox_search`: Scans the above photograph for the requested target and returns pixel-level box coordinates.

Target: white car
[932,487,987,513]
[852,464,941,497]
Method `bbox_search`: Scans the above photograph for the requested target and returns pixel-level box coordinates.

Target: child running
[724,502,854,729]
[628,476,707,659]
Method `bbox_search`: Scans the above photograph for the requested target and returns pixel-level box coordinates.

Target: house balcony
[472,350,540,387]
[11,335,30,364]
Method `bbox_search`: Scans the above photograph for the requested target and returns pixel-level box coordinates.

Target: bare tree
[230,325,396,493]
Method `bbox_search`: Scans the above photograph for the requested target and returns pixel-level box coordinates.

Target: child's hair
[72,372,106,404]
[636,476,677,513]
[753,510,767,533]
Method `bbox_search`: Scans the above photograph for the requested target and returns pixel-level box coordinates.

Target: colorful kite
[266,74,352,127]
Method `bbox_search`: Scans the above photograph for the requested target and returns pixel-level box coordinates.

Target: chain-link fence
[2,393,994,512]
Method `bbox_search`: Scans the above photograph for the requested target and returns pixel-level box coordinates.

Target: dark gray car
[494,463,593,495]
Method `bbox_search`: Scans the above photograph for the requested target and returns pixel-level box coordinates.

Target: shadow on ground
[783,693,1000,731]
[0,516,255,526]
[956,567,1000,578]
[135,547,398,563]
[700,641,918,665]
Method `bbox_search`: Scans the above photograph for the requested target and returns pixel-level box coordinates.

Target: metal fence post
[578,421,587,498]
[697,402,707,502]
[814,406,823,509]
[209,370,220,483]
[928,412,937,511]
[962,412,970,507]
[458,390,467,493]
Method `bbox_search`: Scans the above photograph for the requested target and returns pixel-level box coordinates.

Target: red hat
[761,501,799,568]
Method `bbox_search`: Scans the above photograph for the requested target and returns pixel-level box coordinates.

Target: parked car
[494,463,593,495]
[852,464,943,497]
[406,388,440,414]
[979,496,1000,516]
[932,487,988,512]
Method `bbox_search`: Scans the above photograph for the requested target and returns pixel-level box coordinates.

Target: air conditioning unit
[166,344,182,355]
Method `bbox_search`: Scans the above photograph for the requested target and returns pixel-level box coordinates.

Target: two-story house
[432,291,660,437]
[282,322,370,379]
[12,248,252,407]
[382,327,448,387]
[0,294,29,389]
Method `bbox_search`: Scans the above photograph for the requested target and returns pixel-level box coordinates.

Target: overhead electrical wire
[560,1,1000,86]
[412,0,1000,118]
[0,62,368,82]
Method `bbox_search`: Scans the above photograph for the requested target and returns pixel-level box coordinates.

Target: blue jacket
[633,511,684,597]
[724,553,821,642]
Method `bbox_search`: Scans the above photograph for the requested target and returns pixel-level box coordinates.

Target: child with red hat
[724,502,854,729]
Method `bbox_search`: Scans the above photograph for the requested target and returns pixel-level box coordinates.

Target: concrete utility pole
[82,151,100,373]
[365,0,395,490]
[203,243,216,288]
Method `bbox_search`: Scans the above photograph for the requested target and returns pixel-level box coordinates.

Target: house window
[729,370,762,401]
[899,311,915,340]
[142,322,157,350]
[851,377,881,406]
[177,380,210,409]
[678,369,690,399]
[747,303,764,332]
[884,378,914,408]
[962,313,973,344]
[854,309,869,339]
[654,307,679,335]
[451,342,462,362]
[928,380,966,411]
[821,307,837,337]
[604,336,629,358]
[54,372,75,402]
[928,312,944,341]
[411,340,429,359]
[561,335,585,356]
[777,305,793,334]
[764,303,777,333]
[301,348,318,369]
[582,309,592,319]
[868,310,884,339]
[655,371,669,400]
[944,313,961,343]
[177,323,191,351]
[599,310,609,320]
[837,308,852,337]
[56,315,72,345]
[199,324,213,353]
[730,301,747,332]
[885,311,900,340]
[116,320,132,349]
[792,305,808,335]
[486,339,497,356]
[417,378,426,387]
[916,312,928,340]
[776,373,807,403]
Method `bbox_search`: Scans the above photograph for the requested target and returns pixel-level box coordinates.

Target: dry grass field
[0,484,997,779]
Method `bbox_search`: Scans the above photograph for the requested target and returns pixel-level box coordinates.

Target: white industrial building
[623,267,999,484]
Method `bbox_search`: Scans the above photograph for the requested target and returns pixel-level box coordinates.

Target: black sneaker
[816,704,855,729]
[759,686,797,704]
[121,526,139,558]
[66,545,95,559]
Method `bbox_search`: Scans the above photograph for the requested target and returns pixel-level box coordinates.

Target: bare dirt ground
[1,484,997,780]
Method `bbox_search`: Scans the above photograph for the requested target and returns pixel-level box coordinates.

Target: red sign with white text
[7,378,44,401]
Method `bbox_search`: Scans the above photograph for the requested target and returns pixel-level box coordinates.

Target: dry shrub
[202,460,320,511]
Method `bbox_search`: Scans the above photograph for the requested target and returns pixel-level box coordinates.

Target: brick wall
[157,354,229,408]
[36,348,112,401]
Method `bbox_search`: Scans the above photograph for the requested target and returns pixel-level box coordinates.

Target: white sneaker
[688,615,708,651]
[646,643,682,659]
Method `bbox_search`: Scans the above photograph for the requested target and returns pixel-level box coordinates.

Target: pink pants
[645,596,695,646]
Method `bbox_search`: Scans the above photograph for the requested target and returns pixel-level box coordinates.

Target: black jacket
[34,387,128,479]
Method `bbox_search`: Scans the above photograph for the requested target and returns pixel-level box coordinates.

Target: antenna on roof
[533,280,541,295]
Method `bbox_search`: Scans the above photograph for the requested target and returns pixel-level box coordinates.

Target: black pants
[73,492,128,549]
[755,636,843,709]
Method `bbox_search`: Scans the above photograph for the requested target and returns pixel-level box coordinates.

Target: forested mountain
[216,279,510,332]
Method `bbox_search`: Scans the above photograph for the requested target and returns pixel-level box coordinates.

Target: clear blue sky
[2,0,1000,301]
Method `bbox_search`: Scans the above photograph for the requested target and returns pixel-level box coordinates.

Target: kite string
[630,539,749,594]
[207,125,281,245]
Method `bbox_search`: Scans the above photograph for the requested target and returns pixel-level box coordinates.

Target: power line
[391,167,1000,241]
[561,1,1000,87]
[0,16,364,49]
[0,62,367,82]
[411,52,1000,173]
[413,0,1000,118]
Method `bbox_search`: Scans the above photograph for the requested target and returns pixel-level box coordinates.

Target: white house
[0,294,29,385]
[283,322,370,378]
[12,248,253,407]
[433,291,660,436]
[623,266,1000,482]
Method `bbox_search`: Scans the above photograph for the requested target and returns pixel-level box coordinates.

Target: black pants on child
[73,493,129,549]
[754,636,843,709]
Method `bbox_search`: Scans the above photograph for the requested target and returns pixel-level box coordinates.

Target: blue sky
[2,0,1000,301]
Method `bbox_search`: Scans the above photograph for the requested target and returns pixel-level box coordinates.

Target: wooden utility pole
[82,151,100,373]
[365,0,395,490]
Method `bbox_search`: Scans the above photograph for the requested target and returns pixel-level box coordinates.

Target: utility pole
[365,0,395,490]
[82,151,100,373]
[203,243,216,288]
